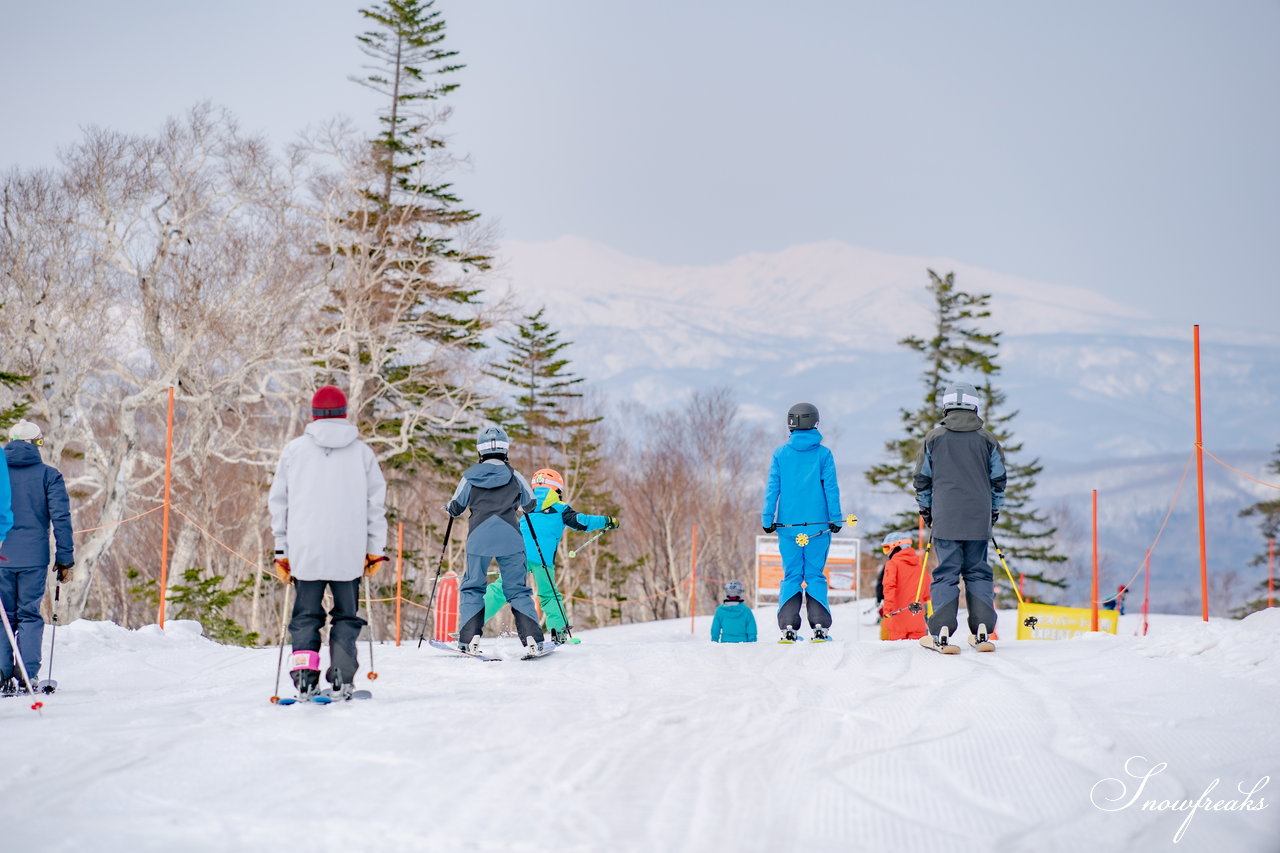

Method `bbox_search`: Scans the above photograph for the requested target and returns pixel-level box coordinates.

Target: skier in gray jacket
[446,426,543,653]
[913,381,1006,651]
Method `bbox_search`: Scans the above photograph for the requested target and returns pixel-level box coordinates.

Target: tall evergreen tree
[865,269,1064,603]
[484,307,598,472]
[866,270,998,539]
[314,0,491,480]
[1235,444,1280,616]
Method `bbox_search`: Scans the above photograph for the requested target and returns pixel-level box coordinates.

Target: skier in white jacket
[268,385,388,698]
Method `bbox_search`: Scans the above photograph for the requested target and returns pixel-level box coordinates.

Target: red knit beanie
[311,385,348,419]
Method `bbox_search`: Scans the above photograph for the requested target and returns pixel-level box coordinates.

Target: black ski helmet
[787,402,819,431]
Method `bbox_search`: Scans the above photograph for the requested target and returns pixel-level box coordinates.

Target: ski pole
[990,536,1026,608]
[792,514,858,546]
[774,513,859,530]
[0,598,41,711]
[363,575,378,680]
[567,529,607,558]
[43,578,61,694]
[417,515,455,648]
[525,512,572,641]
[908,537,933,616]
[270,581,292,704]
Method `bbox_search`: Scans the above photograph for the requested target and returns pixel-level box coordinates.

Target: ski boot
[969,623,996,653]
[289,650,322,697]
[778,628,800,644]
[521,636,544,659]
[463,637,485,656]
[0,677,16,697]
[920,626,961,655]
[811,626,830,642]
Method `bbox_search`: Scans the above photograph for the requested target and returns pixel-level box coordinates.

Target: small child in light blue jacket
[710,579,758,643]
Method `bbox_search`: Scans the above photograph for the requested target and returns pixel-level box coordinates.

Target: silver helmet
[940,382,980,412]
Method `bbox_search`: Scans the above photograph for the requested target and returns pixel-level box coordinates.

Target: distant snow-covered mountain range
[495,237,1280,612]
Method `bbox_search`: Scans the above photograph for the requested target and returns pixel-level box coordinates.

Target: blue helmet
[882,531,914,552]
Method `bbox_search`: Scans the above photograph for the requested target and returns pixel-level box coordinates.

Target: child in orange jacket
[879,532,930,641]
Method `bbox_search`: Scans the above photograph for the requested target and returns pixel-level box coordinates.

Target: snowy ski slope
[2,603,1277,853]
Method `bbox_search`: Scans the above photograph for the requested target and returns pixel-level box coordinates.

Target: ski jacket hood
[939,410,984,433]
[4,441,42,468]
[462,459,515,489]
[304,419,359,450]
[1,441,72,566]
[787,428,824,452]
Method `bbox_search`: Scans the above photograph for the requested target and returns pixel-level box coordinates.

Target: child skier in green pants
[482,468,617,644]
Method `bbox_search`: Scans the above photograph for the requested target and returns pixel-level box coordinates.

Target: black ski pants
[289,578,365,685]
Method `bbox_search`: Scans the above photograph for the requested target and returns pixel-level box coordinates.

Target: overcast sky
[2,1,1277,334]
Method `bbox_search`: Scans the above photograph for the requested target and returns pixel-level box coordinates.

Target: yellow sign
[1016,602,1119,640]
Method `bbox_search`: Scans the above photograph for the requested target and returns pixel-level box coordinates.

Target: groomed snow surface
[3,603,1278,853]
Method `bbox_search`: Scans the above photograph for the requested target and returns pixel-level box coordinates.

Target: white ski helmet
[724,579,745,599]
[476,425,511,460]
[940,382,980,412]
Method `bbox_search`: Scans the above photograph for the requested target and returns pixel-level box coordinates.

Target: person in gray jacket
[913,382,1006,651]
[445,426,543,653]
[269,385,387,697]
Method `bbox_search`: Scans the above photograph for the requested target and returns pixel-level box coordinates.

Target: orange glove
[273,557,292,584]
[364,554,388,577]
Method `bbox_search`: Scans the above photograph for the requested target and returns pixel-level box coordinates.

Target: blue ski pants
[459,552,542,645]
[777,528,832,629]
[0,565,48,681]
[926,538,997,637]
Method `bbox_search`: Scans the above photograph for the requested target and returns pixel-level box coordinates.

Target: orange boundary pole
[395,522,404,646]
[1018,573,1025,601]
[1141,550,1151,636]
[1193,325,1209,621]
[918,514,925,550]
[157,387,175,628]
[690,524,698,634]
[1091,489,1099,632]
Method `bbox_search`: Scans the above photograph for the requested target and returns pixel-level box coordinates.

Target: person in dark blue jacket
[761,403,843,642]
[710,579,757,643]
[0,420,73,695]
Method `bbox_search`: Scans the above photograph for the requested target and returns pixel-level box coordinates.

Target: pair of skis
[427,638,557,661]
[276,687,373,706]
[919,625,995,655]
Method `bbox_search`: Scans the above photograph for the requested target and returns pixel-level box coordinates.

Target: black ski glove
[54,562,75,584]
[828,523,841,533]
[991,510,1000,525]
[762,524,776,534]
[919,508,932,528]
[605,516,620,530]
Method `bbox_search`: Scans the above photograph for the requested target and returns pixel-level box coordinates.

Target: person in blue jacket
[446,426,543,653]
[481,467,618,644]
[710,579,757,643]
[0,420,72,696]
[761,403,843,642]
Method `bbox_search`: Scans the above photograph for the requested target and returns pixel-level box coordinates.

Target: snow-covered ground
[3,604,1278,853]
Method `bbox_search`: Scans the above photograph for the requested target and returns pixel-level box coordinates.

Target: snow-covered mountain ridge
[496,237,1280,608]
